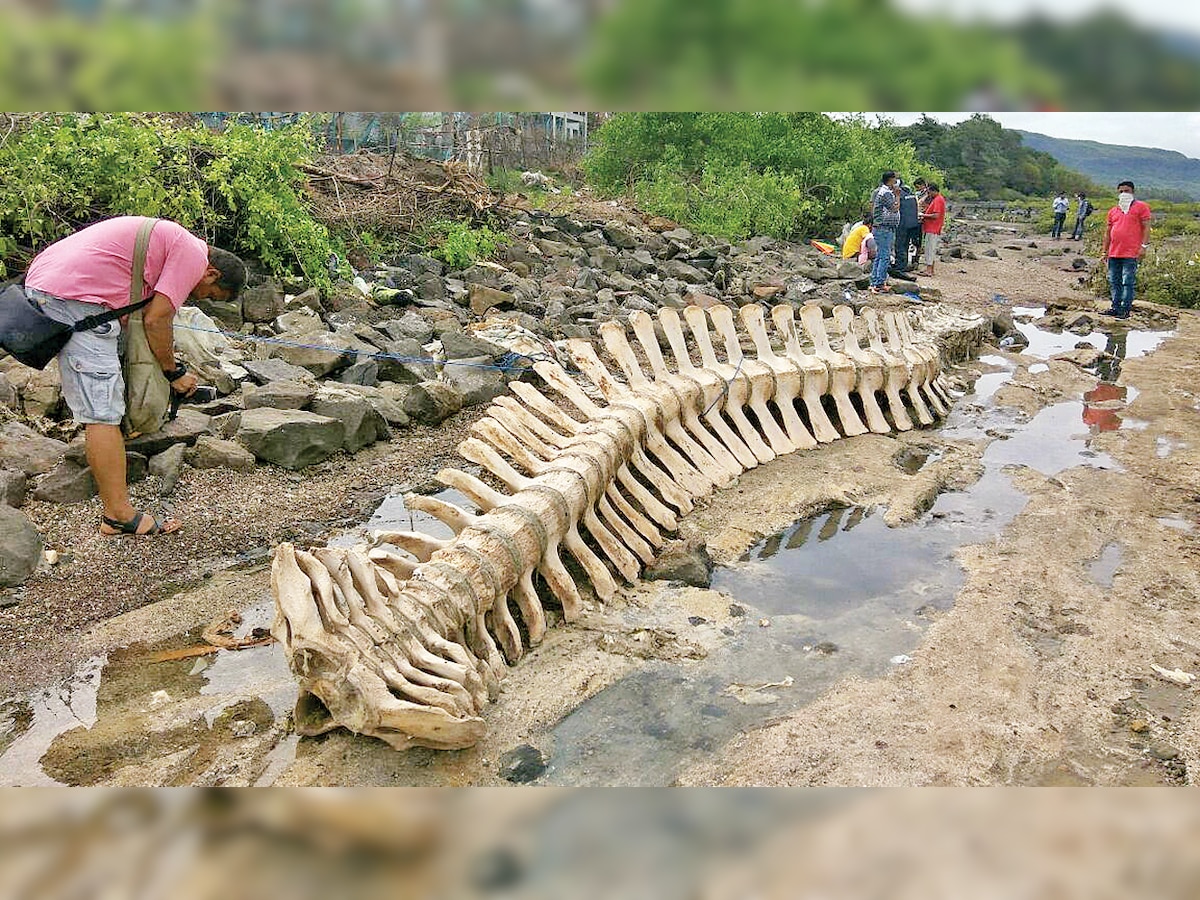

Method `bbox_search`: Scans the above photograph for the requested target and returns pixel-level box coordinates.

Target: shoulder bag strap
[71,217,160,333]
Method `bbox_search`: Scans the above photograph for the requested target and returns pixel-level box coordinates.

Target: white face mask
[1118,191,1134,212]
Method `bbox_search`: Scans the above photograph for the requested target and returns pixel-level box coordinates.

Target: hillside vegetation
[1015,131,1200,202]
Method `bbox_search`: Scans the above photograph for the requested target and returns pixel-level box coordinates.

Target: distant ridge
[1016,131,1200,201]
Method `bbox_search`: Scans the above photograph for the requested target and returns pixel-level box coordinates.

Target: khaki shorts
[28,289,125,425]
[923,232,941,266]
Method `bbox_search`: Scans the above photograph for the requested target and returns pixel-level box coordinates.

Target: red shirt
[1105,200,1152,258]
[25,216,209,311]
[921,194,946,234]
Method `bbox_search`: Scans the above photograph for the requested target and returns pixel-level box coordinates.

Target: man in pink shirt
[25,217,245,536]
[1101,180,1152,320]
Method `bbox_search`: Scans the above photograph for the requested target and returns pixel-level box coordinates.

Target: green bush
[1087,249,1200,310]
[428,221,509,270]
[584,113,936,241]
[0,113,343,288]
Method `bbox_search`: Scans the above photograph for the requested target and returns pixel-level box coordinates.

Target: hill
[1016,131,1200,201]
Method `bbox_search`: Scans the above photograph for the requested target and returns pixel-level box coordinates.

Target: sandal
[100,511,182,537]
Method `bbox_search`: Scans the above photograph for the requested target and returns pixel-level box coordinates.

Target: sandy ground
[2,223,1197,787]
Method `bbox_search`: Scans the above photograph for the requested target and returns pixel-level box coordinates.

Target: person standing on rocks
[1101,181,1152,320]
[1072,193,1093,240]
[896,180,922,272]
[869,171,900,294]
[918,183,946,277]
[23,217,246,536]
[1051,192,1069,239]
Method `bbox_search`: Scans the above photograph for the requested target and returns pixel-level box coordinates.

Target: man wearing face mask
[1101,181,1152,320]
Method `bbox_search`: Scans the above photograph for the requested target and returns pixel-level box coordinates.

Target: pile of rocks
[0,202,972,587]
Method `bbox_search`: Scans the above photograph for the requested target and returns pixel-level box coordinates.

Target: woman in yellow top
[841,214,874,261]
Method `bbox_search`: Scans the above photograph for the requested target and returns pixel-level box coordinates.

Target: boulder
[403,381,464,427]
[274,306,326,336]
[285,286,325,314]
[643,540,714,588]
[236,407,345,469]
[31,461,97,504]
[376,313,436,346]
[336,384,410,428]
[125,409,212,456]
[244,379,317,411]
[467,284,516,317]
[443,360,508,408]
[372,336,438,385]
[0,372,18,411]
[0,468,27,507]
[242,358,318,386]
[416,273,445,301]
[656,259,709,284]
[600,223,638,250]
[337,359,379,387]
[186,436,257,471]
[241,279,286,323]
[0,422,67,476]
[149,443,186,496]
[272,330,371,378]
[662,227,695,244]
[308,389,384,453]
[0,505,41,588]
[191,298,242,331]
[440,331,505,362]
[20,364,63,419]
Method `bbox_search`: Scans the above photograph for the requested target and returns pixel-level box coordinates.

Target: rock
[270,330,364,378]
[126,452,148,485]
[416,272,445,301]
[662,227,695,243]
[337,359,379,387]
[645,215,677,233]
[982,248,1000,258]
[31,461,97,503]
[372,337,437,385]
[1066,313,1094,335]
[308,389,383,453]
[191,298,242,331]
[186,435,257,471]
[376,313,436,346]
[236,407,345,469]
[497,744,548,784]
[286,286,324,314]
[335,384,409,429]
[467,284,515,317]
[577,229,607,249]
[274,306,326,336]
[323,281,369,313]
[643,540,714,588]
[601,223,638,250]
[1071,257,1089,271]
[240,279,285,323]
[0,505,41,588]
[125,409,212,456]
[209,411,242,440]
[0,422,67,476]
[0,468,27,507]
[0,372,18,411]
[657,259,709,284]
[440,331,505,361]
[149,443,186,496]
[443,360,508,408]
[402,381,463,427]
[396,253,444,278]
[991,309,1015,337]
[242,358,318,386]
[20,364,63,418]
[244,379,317,411]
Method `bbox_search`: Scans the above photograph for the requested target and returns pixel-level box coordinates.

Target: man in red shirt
[1101,180,1152,319]
[25,217,245,536]
[918,183,946,277]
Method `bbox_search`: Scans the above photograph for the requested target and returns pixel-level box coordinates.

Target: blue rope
[172,321,552,373]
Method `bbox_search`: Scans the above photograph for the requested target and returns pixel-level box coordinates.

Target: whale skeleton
[271,302,981,749]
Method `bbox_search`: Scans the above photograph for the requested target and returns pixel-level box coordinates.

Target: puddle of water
[893,446,943,474]
[979,354,1014,369]
[1028,363,1049,374]
[1088,542,1123,589]
[0,599,295,786]
[1016,322,1106,357]
[329,488,476,548]
[1156,517,1194,533]
[971,372,1013,402]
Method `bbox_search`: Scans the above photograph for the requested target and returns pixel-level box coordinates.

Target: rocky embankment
[0,200,1079,605]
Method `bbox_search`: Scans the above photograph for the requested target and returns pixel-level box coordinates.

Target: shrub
[428,221,509,270]
[0,113,343,288]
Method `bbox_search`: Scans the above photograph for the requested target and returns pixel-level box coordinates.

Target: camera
[169,384,218,420]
